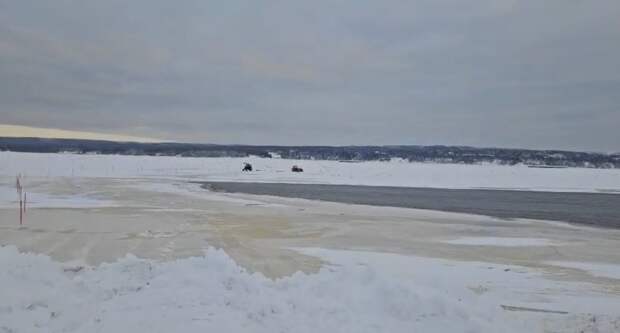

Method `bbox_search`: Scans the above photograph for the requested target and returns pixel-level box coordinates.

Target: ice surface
[547,261,620,280]
[0,184,114,209]
[1,151,619,193]
[2,151,619,332]
[443,237,556,247]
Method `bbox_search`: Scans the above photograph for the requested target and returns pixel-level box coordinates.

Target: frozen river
[204,182,620,228]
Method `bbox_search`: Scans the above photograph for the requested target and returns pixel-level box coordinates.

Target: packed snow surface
[2,151,620,193]
[547,261,620,280]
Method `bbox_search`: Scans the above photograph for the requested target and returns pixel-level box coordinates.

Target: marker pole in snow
[16,175,24,225]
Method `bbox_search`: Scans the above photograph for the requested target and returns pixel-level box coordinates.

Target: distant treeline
[1,137,619,168]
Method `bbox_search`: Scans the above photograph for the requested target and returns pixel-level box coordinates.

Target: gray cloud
[1,0,619,151]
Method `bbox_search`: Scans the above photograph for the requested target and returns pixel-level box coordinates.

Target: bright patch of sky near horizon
[0,125,160,142]
[0,1,619,151]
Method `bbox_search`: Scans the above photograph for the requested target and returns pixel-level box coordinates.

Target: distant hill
[1,137,618,169]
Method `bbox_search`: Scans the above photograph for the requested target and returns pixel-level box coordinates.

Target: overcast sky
[1,1,619,151]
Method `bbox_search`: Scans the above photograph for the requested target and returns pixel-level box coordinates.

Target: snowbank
[1,151,619,193]
[2,246,619,332]
[0,246,508,333]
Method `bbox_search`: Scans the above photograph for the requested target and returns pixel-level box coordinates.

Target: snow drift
[1,245,513,333]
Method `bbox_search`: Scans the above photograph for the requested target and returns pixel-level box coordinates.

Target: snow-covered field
[1,151,620,332]
[1,151,620,193]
